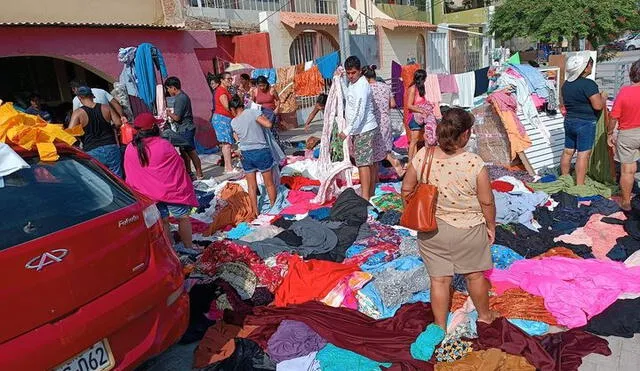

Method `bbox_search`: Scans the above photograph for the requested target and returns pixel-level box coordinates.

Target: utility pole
[338,0,351,62]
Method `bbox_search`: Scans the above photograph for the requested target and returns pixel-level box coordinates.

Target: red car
[0,143,189,371]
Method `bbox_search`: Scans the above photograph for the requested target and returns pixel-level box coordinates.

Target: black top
[80,103,116,151]
[173,91,195,133]
[561,77,601,121]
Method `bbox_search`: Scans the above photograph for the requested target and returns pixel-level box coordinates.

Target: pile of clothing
[165,150,640,370]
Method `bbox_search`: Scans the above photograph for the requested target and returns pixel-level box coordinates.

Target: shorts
[157,202,191,219]
[417,219,492,276]
[408,117,423,131]
[352,128,381,167]
[177,128,196,149]
[617,127,640,164]
[564,118,596,152]
[87,144,123,178]
[212,114,234,144]
[241,147,274,173]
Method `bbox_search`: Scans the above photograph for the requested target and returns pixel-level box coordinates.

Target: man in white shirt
[339,55,384,200]
[70,80,126,124]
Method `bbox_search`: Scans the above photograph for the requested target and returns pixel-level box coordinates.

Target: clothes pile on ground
[159,148,640,370]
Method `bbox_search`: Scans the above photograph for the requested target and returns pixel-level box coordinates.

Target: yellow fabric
[0,102,83,161]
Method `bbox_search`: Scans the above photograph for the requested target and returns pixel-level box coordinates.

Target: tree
[490,0,640,48]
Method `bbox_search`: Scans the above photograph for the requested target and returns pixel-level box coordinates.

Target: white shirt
[72,88,114,111]
[342,76,378,136]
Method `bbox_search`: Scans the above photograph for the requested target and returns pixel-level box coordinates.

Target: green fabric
[411,323,445,361]
[317,344,392,371]
[528,175,618,198]
[330,121,344,162]
[371,193,404,212]
[507,52,521,64]
[588,112,615,185]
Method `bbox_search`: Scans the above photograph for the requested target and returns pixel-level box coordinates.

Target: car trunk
[0,154,151,343]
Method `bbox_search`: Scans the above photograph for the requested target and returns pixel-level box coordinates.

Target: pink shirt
[124,137,198,207]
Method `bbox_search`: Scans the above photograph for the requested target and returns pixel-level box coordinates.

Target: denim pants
[87,144,123,178]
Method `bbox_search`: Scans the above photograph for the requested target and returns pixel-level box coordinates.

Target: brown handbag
[400,147,439,232]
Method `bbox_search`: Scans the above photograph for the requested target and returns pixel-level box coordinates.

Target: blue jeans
[564,118,596,152]
[241,147,274,173]
[87,144,123,177]
[157,202,191,219]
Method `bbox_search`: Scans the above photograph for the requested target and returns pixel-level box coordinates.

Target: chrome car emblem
[25,249,68,271]
[118,215,140,228]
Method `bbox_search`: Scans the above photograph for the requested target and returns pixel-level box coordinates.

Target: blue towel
[135,43,168,109]
[315,51,340,79]
[510,64,549,99]
[251,68,277,85]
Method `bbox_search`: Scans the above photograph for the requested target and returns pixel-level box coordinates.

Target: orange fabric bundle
[0,102,83,161]
[435,348,535,371]
[193,323,257,368]
[274,255,359,307]
[533,247,582,260]
[451,288,559,325]
[294,66,325,97]
[206,183,256,235]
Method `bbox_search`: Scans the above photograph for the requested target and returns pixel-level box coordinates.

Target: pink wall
[0,26,223,146]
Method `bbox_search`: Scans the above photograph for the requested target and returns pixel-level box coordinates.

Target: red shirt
[611,85,640,130]
[214,87,233,118]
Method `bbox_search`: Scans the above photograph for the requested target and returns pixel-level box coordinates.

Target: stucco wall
[1,0,166,25]
[260,12,339,68]
[0,26,226,145]
[433,4,487,25]
[378,27,427,79]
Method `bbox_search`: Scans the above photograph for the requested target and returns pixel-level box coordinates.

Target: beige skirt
[417,219,493,277]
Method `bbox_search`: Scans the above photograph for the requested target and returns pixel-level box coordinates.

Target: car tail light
[143,204,161,228]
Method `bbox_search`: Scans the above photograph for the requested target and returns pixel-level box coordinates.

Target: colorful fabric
[316,344,391,371]
[251,68,277,85]
[491,244,525,270]
[321,271,373,309]
[315,51,340,79]
[370,82,394,152]
[487,256,640,328]
[370,192,403,212]
[274,255,360,307]
[527,175,617,198]
[554,212,627,260]
[212,113,234,144]
[294,66,325,97]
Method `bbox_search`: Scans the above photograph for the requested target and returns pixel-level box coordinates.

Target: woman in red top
[211,73,236,173]
[251,75,281,144]
[608,60,640,211]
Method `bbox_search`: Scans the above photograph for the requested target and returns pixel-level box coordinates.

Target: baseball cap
[76,86,94,98]
[133,112,164,130]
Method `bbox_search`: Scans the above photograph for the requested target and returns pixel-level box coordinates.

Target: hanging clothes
[118,47,138,97]
[315,51,340,79]
[134,43,168,110]
[274,66,298,130]
[437,74,458,94]
[498,70,550,143]
[294,66,325,97]
[425,74,442,119]
[588,112,615,185]
[313,70,354,205]
[510,64,550,99]
[391,61,404,107]
[474,67,490,97]
[487,90,532,159]
[252,69,277,85]
[452,72,475,108]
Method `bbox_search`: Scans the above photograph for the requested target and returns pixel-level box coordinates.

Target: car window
[0,155,137,250]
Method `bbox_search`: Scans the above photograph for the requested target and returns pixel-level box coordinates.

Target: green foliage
[490,0,640,47]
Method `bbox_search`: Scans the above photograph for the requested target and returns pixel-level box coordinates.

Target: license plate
[54,339,114,371]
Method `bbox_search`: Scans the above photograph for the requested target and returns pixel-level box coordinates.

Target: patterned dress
[370,82,394,153]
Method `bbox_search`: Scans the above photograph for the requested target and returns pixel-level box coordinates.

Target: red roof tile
[374,18,436,31]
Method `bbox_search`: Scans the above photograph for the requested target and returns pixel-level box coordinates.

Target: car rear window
[0,155,137,250]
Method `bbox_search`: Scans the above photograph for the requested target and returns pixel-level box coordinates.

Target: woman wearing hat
[124,113,198,249]
[560,54,606,185]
